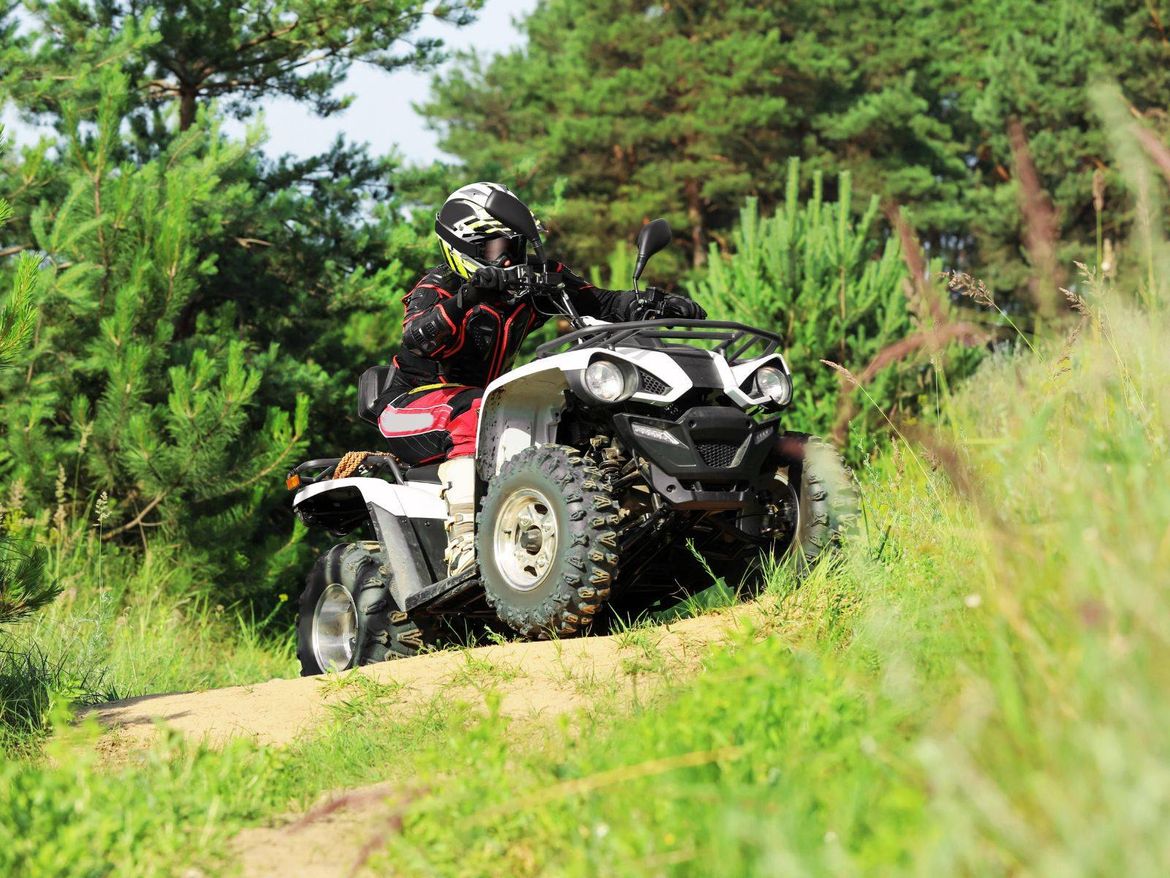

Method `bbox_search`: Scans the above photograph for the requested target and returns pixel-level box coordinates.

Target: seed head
[943,271,995,308]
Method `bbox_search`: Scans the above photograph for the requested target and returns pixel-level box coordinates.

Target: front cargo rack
[535,319,785,366]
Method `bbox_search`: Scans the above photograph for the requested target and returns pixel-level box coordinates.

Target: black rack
[534,319,784,366]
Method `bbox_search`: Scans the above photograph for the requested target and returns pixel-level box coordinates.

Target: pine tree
[687,161,914,453]
[422,0,1170,296]
[0,78,314,600]
[0,126,58,627]
[0,8,450,601]
[423,0,812,273]
[6,0,479,131]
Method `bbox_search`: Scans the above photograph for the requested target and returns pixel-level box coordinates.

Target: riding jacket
[390,262,636,392]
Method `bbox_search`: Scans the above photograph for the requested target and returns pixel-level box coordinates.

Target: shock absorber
[589,435,626,485]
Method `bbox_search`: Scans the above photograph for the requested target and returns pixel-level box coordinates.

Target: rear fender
[292,478,446,607]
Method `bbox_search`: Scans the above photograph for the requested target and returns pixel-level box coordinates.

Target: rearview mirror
[484,189,544,263]
[633,218,672,284]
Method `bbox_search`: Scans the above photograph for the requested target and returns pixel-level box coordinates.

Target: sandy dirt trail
[92,611,743,750]
[90,610,753,877]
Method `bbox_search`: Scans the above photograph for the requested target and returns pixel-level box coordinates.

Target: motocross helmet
[435,182,544,279]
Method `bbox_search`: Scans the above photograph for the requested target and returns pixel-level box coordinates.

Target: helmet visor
[483,234,525,264]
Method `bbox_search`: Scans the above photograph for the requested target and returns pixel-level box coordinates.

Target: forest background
[0,0,1167,733]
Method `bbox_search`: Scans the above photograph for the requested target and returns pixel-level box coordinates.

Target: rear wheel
[296,542,428,676]
[477,445,619,638]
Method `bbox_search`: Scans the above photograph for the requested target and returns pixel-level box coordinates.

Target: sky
[1,0,537,164]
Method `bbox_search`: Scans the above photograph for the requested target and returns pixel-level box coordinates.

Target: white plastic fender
[293,476,446,607]
[474,333,793,479]
[292,476,445,520]
[475,345,697,480]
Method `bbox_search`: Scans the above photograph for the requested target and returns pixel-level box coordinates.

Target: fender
[475,346,697,480]
[292,477,446,607]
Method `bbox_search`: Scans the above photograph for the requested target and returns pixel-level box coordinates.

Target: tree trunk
[685,179,706,269]
[179,87,198,131]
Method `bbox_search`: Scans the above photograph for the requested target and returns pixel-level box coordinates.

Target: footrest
[404,568,480,613]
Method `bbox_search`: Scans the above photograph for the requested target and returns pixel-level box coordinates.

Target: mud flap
[367,503,439,609]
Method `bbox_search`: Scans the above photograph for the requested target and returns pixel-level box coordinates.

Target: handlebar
[498,264,671,323]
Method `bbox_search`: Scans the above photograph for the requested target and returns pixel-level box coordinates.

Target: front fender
[476,345,704,479]
[477,359,575,481]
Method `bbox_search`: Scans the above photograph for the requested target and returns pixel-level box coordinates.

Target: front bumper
[613,406,779,509]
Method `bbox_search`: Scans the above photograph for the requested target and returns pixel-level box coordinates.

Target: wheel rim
[313,583,358,671]
[493,487,559,592]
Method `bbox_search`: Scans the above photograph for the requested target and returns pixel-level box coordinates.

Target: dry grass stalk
[1050,318,1087,379]
[884,201,947,325]
[944,270,995,308]
[1008,117,1064,314]
[1130,121,1170,188]
[1061,287,1088,314]
[476,745,745,822]
[286,783,427,877]
[826,321,989,447]
[820,359,856,384]
[943,269,1037,353]
[822,357,943,501]
[855,323,987,388]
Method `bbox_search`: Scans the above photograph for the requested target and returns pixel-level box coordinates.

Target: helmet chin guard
[435,182,543,278]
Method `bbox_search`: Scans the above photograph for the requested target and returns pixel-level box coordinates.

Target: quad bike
[287,189,859,675]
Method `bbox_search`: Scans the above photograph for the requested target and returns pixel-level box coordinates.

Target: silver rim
[312,583,358,671]
[492,487,559,592]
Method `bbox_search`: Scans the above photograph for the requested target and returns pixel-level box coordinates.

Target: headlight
[755,366,792,406]
[583,359,633,403]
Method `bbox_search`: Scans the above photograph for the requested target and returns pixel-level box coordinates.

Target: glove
[661,295,707,320]
[456,266,509,309]
[471,265,508,293]
[609,293,640,321]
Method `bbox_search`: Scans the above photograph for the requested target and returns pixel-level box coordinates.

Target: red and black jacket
[391,262,635,391]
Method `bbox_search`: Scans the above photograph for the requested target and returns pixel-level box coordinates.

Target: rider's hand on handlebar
[471,265,509,293]
[661,295,707,320]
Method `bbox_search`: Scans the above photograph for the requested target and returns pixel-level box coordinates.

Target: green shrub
[0,78,311,605]
[686,160,924,454]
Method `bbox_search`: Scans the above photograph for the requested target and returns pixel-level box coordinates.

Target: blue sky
[1,0,537,164]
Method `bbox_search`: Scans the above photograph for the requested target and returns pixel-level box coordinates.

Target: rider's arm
[558,264,638,321]
[560,263,707,321]
[401,275,473,358]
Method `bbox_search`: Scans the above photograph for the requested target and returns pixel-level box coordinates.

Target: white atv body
[289,197,856,675]
[290,318,855,674]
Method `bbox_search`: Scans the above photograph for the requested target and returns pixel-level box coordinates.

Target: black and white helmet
[435,182,543,278]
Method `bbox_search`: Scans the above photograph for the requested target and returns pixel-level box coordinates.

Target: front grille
[697,441,739,468]
[637,368,671,396]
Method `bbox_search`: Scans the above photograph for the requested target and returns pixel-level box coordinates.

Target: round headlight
[584,359,630,403]
[755,366,792,406]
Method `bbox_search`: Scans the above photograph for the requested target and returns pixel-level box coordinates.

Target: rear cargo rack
[535,319,784,366]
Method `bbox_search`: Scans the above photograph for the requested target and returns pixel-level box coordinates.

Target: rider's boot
[438,456,477,577]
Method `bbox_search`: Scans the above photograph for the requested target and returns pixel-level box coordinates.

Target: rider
[374,182,706,577]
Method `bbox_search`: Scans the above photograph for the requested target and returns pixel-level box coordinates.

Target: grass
[0,689,480,877]
[446,650,525,689]
[5,123,1170,873]
[0,542,296,752]
[0,273,1167,874]
[362,277,1170,875]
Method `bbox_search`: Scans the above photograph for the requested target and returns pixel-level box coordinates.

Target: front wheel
[296,542,428,676]
[477,445,620,638]
[789,436,860,570]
